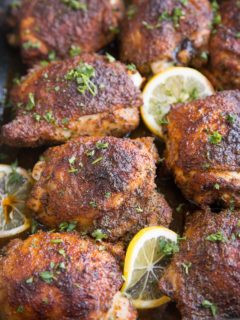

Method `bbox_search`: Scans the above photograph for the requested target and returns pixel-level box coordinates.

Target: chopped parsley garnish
[43,111,55,123]
[208,131,222,144]
[91,229,108,242]
[236,32,240,39]
[61,0,87,11]
[181,262,192,275]
[96,141,109,150]
[213,183,220,190]
[226,113,237,125]
[105,192,112,198]
[66,63,97,96]
[127,63,137,71]
[180,0,188,5]
[59,221,77,232]
[69,45,81,57]
[16,305,24,313]
[172,7,184,27]
[201,299,217,317]
[109,26,120,34]
[135,205,143,213]
[200,51,208,61]
[105,53,116,63]
[127,4,137,19]
[205,230,226,242]
[39,271,55,283]
[7,161,24,187]
[176,203,185,213]
[92,157,103,165]
[33,113,41,122]
[25,93,35,111]
[89,201,97,208]
[159,238,179,255]
[229,199,235,212]
[58,249,66,257]
[51,239,63,244]
[22,41,40,50]
[26,277,33,284]
[48,51,56,61]
[86,149,95,157]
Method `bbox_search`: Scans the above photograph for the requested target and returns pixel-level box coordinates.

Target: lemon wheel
[122,226,178,309]
[141,67,215,139]
[0,163,32,238]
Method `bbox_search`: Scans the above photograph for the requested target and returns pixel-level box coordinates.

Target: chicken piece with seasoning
[159,209,240,319]
[9,0,124,65]
[0,232,137,320]
[27,136,172,242]
[1,53,142,147]
[120,0,212,74]
[165,90,240,208]
[209,0,240,89]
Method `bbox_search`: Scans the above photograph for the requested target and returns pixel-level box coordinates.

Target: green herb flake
[69,45,81,57]
[127,63,137,71]
[25,92,35,111]
[22,41,40,50]
[214,183,220,190]
[43,111,55,123]
[226,113,237,125]
[208,131,222,144]
[39,271,55,283]
[61,0,87,11]
[7,161,24,187]
[135,206,143,213]
[89,201,97,208]
[180,0,188,5]
[16,305,24,313]
[200,51,208,61]
[26,277,33,284]
[159,238,179,255]
[91,229,108,242]
[105,53,116,63]
[109,26,120,34]
[59,221,77,232]
[66,63,97,96]
[58,249,66,257]
[105,192,112,198]
[96,141,109,150]
[127,4,137,19]
[48,51,56,61]
[181,262,192,275]
[51,239,63,244]
[201,299,217,317]
[205,230,226,242]
[92,157,103,165]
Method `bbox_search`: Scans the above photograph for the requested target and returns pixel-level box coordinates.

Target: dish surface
[0,1,200,319]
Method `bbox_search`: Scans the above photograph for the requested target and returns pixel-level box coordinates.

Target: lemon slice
[121,226,178,309]
[141,67,214,138]
[0,163,32,238]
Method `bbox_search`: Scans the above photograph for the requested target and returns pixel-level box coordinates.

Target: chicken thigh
[10,0,124,65]
[159,209,240,319]
[120,0,212,74]
[165,90,240,208]
[27,136,172,242]
[1,53,142,147]
[209,0,240,89]
[0,232,137,320]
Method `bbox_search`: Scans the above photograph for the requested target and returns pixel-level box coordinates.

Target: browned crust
[17,0,124,64]
[159,209,240,319]
[1,53,142,147]
[209,0,240,89]
[0,232,123,320]
[27,136,172,241]
[165,90,240,207]
[120,0,212,73]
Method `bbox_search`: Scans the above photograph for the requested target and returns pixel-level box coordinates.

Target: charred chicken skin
[165,90,240,208]
[120,0,212,74]
[0,232,137,320]
[159,209,240,320]
[27,136,172,242]
[12,0,124,65]
[209,0,240,89]
[1,53,142,148]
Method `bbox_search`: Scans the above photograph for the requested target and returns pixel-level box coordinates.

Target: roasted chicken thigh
[209,0,240,89]
[27,136,172,242]
[120,0,212,74]
[11,0,124,65]
[0,232,137,320]
[1,53,142,147]
[165,90,240,208]
[160,209,240,320]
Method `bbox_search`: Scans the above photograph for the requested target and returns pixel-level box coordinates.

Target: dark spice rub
[1,53,142,147]
[27,136,172,242]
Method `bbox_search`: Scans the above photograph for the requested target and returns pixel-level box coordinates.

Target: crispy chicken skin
[1,53,142,148]
[120,0,212,74]
[27,136,172,242]
[209,0,240,89]
[0,232,137,320]
[165,90,240,207]
[159,209,240,320]
[13,0,124,64]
